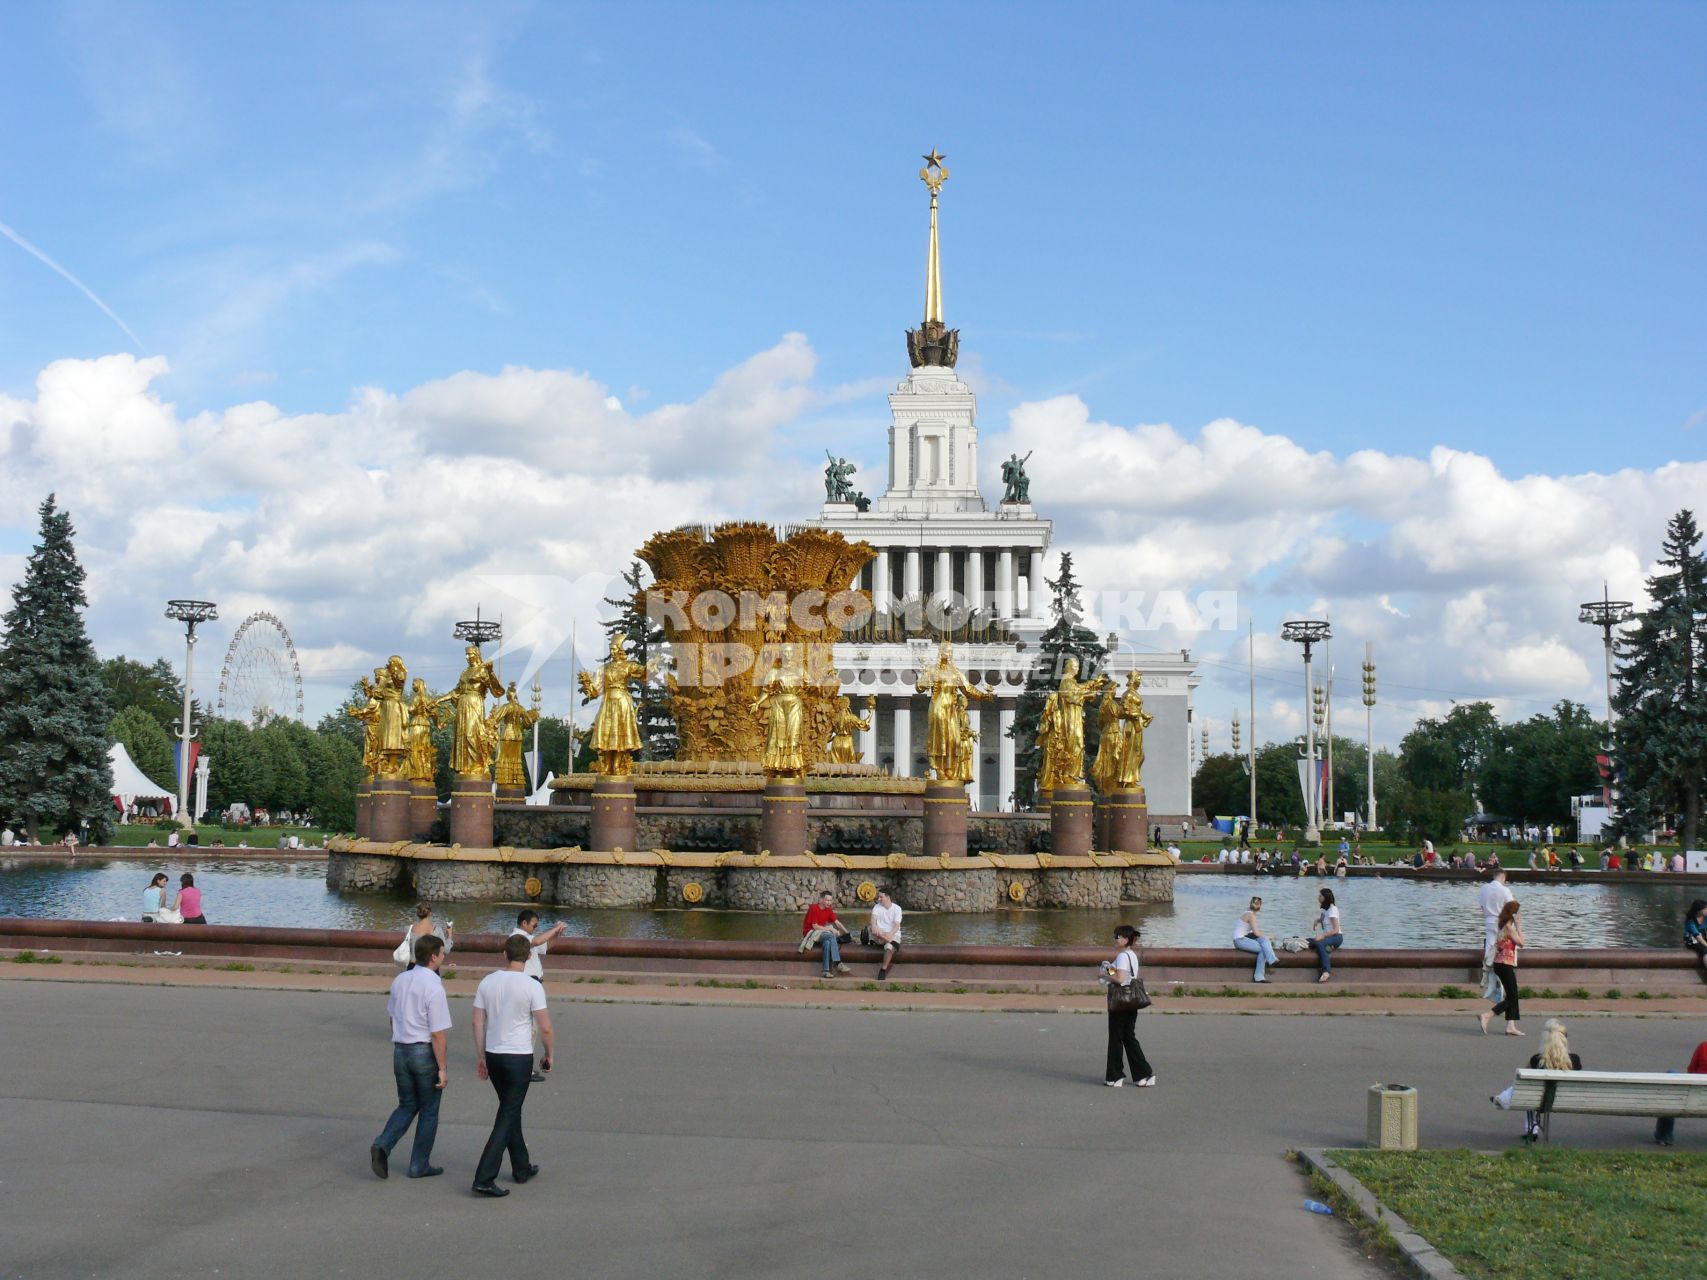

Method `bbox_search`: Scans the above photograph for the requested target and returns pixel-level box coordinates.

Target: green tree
[604,559,678,760]
[200,718,274,814]
[1399,702,1500,795]
[1007,553,1110,806]
[99,655,186,733]
[1253,742,1306,828]
[0,496,115,840]
[1612,509,1707,848]
[1480,701,1603,825]
[1192,753,1250,818]
[307,732,363,831]
[256,721,311,813]
[109,705,175,791]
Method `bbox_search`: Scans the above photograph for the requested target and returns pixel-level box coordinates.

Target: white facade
[811,369,1198,817]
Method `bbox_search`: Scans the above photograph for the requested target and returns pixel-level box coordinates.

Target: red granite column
[1049,782,1094,857]
[448,781,494,848]
[759,778,809,857]
[1101,786,1150,854]
[590,774,638,853]
[922,779,969,858]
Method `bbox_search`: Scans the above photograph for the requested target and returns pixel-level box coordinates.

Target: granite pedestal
[368,775,413,844]
[1101,786,1149,855]
[1048,782,1094,858]
[759,778,809,858]
[409,781,437,841]
[922,779,969,858]
[590,775,638,853]
[448,781,494,849]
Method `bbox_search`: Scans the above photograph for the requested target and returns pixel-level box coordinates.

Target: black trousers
[1105,1009,1153,1082]
[1491,963,1520,1022]
[474,1052,534,1185]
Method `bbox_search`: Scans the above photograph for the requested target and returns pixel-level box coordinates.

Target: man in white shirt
[1478,864,1513,1003]
[868,889,903,981]
[471,934,555,1197]
[0,826,13,846]
[509,910,569,1081]
[370,934,451,1181]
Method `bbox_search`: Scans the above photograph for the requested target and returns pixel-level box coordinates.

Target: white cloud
[1,349,1700,743]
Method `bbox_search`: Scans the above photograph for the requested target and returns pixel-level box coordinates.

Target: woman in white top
[1311,887,1343,983]
[1232,896,1279,982]
[1102,924,1154,1087]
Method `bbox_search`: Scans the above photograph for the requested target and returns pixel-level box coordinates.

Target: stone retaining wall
[325,847,1171,912]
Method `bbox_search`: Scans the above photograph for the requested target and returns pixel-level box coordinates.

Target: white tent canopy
[109,743,174,813]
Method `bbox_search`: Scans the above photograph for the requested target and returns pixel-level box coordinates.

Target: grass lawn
[1329,1148,1707,1280]
[104,824,330,850]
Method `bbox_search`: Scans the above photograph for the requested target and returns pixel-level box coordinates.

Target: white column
[997,549,1015,619]
[966,548,984,613]
[903,548,921,600]
[861,694,879,764]
[1027,553,1048,619]
[872,548,890,617]
[934,548,952,608]
[969,702,984,808]
[998,703,1016,811]
[893,701,912,778]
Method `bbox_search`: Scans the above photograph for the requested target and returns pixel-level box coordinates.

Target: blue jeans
[474,1052,534,1186]
[1234,935,1278,980]
[1314,933,1343,974]
[374,1042,441,1175]
[818,931,842,973]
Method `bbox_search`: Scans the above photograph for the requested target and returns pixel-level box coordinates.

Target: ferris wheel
[217,612,305,725]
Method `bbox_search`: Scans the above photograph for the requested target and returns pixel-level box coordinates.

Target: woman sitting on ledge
[1310,888,1342,983]
[1684,900,1707,973]
[1232,896,1279,983]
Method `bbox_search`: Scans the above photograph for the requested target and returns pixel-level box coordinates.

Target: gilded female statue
[404,678,447,785]
[1037,656,1109,791]
[370,655,409,778]
[1114,672,1154,789]
[444,644,503,777]
[827,694,873,765]
[751,642,806,778]
[490,681,541,788]
[579,633,649,776]
[919,640,989,785]
[347,670,383,780]
[1090,683,1123,794]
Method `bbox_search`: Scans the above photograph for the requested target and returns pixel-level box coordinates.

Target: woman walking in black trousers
[1103,924,1154,1087]
[1479,900,1526,1037]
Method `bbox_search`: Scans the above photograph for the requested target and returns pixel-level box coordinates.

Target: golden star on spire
[919,148,950,197]
[922,148,947,168]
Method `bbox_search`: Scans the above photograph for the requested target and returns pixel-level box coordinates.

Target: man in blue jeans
[370,933,451,1179]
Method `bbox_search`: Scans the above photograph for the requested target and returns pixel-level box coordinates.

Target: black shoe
[877,970,887,981]
[529,1071,546,1083]
[513,1163,540,1184]
[407,1166,444,1179]
[472,1182,510,1197]
[369,1144,388,1179]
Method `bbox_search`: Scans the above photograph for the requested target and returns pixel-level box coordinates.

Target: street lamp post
[529,676,543,793]
[1362,643,1377,832]
[1281,619,1331,843]
[1577,584,1633,725]
[164,599,218,828]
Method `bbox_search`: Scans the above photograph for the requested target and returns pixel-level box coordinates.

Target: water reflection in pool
[0,857,1699,949]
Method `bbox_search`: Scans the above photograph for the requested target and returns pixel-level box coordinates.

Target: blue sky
[1,2,1704,742]
[5,2,1702,465]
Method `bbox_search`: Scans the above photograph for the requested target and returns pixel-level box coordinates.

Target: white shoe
[1135,1076,1156,1087]
[1104,1078,1124,1087]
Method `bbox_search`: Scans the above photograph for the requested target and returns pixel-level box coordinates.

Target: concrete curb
[1295,1148,1467,1280]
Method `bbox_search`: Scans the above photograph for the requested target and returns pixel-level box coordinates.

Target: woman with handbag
[394,904,451,969]
[1103,924,1154,1087]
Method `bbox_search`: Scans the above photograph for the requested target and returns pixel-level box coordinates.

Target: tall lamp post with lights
[1577,585,1633,725]
[1282,619,1331,843]
[164,599,218,828]
[529,676,544,793]
[1362,644,1377,831]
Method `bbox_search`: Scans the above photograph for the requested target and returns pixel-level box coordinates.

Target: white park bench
[1500,1068,1707,1143]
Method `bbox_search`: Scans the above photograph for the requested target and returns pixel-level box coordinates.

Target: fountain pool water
[3,856,1700,950]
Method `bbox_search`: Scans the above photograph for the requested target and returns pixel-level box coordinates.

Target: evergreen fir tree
[603,560,679,760]
[1006,553,1110,806]
[0,495,116,840]
[1611,509,1707,849]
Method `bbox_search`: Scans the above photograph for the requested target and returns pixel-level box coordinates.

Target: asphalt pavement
[1,981,1700,1280]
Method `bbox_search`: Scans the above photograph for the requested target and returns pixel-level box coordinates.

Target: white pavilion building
[810,156,1197,818]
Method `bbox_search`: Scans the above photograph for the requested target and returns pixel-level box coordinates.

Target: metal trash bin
[1367,1083,1418,1150]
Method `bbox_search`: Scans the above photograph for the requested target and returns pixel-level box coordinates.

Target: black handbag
[1106,950,1152,1012]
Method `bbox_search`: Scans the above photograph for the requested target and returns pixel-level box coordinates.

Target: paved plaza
[2,981,1701,1280]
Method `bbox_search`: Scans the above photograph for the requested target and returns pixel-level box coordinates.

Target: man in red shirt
[802,890,851,978]
[1655,1042,1707,1145]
